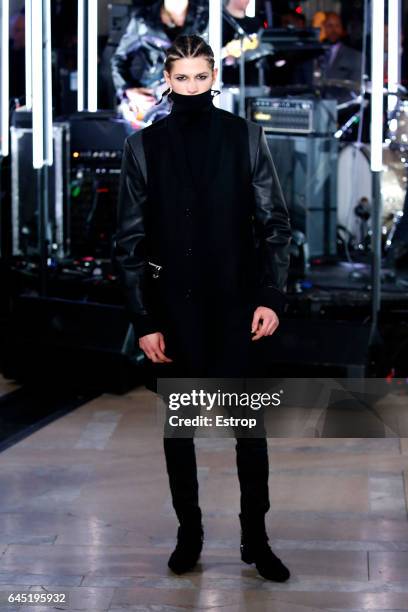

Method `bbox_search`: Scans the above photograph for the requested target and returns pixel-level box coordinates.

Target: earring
[167,86,173,96]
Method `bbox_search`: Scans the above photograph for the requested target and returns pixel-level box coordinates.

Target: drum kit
[336,80,408,258]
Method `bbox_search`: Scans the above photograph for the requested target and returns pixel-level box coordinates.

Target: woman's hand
[251,307,279,341]
[139,332,173,363]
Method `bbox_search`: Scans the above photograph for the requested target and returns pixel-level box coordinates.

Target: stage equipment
[10,114,70,258]
[222,9,248,117]
[78,0,98,112]
[337,144,406,244]
[254,97,337,259]
[248,98,337,135]
[388,99,408,149]
[69,112,130,258]
[260,27,324,53]
[265,132,338,259]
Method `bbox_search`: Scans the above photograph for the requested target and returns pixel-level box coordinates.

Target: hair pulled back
[156,35,216,103]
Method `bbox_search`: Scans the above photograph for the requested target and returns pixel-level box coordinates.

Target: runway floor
[1,377,408,611]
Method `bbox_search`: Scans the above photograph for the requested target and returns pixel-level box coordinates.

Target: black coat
[112,106,292,368]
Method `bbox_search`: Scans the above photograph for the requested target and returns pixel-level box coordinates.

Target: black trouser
[163,436,270,526]
[156,302,270,527]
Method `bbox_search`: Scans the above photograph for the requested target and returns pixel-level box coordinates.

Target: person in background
[320,12,362,83]
[222,0,264,86]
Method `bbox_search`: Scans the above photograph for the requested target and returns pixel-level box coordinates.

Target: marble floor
[0,383,408,611]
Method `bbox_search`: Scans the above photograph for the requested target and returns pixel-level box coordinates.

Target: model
[113,34,292,582]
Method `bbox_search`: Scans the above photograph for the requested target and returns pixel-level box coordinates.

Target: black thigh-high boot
[163,437,204,574]
[236,437,290,582]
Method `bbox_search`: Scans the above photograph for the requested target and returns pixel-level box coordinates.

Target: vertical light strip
[77,0,84,111]
[0,0,10,157]
[32,0,44,168]
[370,0,385,172]
[87,0,98,111]
[25,0,32,110]
[209,0,222,104]
[387,0,400,113]
[44,0,53,165]
[246,0,256,17]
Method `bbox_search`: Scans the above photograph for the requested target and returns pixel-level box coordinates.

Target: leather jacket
[111,1,209,99]
[112,111,292,339]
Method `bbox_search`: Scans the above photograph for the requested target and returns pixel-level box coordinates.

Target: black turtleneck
[167,89,218,295]
[168,89,215,189]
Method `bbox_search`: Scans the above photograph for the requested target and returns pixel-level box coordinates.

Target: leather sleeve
[112,136,159,339]
[252,126,292,317]
[111,16,142,98]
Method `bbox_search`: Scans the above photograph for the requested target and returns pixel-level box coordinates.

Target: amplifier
[69,113,131,258]
[248,98,337,135]
[10,116,70,258]
[266,133,338,258]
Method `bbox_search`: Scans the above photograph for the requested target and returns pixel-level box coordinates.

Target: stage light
[31,0,53,169]
[78,0,98,112]
[44,0,53,164]
[0,0,9,157]
[87,0,98,112]
[370,0,385,172]
[25,0,32,110]
[246,0,256,18]
[77,0,84,111]
[387,0,401,114]
[209,0,222,104]
[31,0,44,168]
[295,6,303,14]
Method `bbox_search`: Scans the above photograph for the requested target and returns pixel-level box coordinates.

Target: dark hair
[164,35,215,73]
[156,35,216,104]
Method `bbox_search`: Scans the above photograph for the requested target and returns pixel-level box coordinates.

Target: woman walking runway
[113,34,292,582]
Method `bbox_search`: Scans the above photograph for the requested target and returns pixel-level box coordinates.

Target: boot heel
[240,544,254,564]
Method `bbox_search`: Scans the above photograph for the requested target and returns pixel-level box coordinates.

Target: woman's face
[164,57,218,95]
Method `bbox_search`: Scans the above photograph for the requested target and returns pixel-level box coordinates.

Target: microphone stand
[222,9,247,118]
